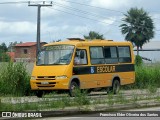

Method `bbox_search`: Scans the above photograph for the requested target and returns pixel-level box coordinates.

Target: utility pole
[28,1,52,57]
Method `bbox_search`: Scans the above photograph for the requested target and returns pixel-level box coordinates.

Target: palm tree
[120,8,154,55]
[84,31,105,40]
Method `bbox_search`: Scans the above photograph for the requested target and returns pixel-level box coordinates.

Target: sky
[0,0,160,46]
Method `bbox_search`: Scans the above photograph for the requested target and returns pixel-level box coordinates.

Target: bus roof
[44,39,132,47]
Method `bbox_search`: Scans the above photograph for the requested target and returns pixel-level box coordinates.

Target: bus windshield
[37,45,74,65]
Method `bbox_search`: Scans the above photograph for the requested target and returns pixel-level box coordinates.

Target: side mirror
[80,51,84,59]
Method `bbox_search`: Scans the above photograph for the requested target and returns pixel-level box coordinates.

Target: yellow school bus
[30,38,135,97]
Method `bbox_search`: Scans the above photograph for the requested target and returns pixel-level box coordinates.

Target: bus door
[73,49,97,89]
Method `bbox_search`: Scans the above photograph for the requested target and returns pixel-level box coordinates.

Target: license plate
[41,82,49,85]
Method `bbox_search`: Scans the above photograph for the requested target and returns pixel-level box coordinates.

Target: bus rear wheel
[69,81,79,97]
[110,80,120,94]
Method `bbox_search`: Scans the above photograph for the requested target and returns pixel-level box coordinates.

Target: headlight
[55,75,67,79]
[31,76,36,80]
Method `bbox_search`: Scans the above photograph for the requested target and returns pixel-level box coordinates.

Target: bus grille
[36,82,56,87]
[36,76,55,80]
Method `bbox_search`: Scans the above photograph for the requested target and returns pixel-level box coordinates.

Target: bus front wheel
[36,91,43,98]
[69,81,79,97]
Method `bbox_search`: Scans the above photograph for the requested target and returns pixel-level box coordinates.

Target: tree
[84,31,105,40]
[0,43,10,62]
[0,52,10,62]
[0,42,8,52]
[120,8,154,55]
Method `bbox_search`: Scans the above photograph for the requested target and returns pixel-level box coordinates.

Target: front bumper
[30,78,69,90]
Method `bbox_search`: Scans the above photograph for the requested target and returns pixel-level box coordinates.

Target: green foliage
[50,100,65,109]
[134,65,160,89]
[147,84,157,93]
[74,89,90,106]
[0,42,10,62]
[0,102,39,111]
[120,7,154,55]
[106,93,114,106]
[0,42,8,52]
[135,55,143,66]
[84,31,105,40]
[0,62,31,96]
[0,52,10,62]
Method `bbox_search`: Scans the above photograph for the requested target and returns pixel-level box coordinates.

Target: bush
[0,52,10,62]
[0,62,31,96]
[135,55,143,66]
[134,65,160,89]
[74,89,90,106]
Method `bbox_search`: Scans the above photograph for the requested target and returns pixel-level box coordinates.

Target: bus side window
[90,47,105,64]
[118,46,131,63]
[104,46,118,64]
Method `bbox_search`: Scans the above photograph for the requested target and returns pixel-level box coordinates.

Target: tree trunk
[137,46,139,55]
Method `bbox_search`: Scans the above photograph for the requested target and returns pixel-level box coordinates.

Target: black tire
[69,81,79,97]
[36,91,43,98]
[110,80,120,94]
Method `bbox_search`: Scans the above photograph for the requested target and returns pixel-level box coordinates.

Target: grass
[134,65,160,89]
[0,62,31,97]
[0,90,160,111]
[73,89,90,106]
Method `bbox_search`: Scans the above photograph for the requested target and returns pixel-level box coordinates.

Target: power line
[48,7,120,27]
[0,1,28,4]
[54,2,123,23]
[60,0,124,13]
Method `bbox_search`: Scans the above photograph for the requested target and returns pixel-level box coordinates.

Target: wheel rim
[71,84,76,90]
[70,82,78,96]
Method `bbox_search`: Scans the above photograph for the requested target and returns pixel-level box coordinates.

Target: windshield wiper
[36,63,46,66]
[50,63,66,65]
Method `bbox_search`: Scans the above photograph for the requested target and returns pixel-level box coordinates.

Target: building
[14,42,47,62]
[134,41,160,63]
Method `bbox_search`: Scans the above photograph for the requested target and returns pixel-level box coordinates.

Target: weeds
[147,84,157,94]
[0,62,31,96]
[131,93,138,105]
[106,93,114,106]
[115,92,128,104]
[73,89,90,106]
[134,65,160,90]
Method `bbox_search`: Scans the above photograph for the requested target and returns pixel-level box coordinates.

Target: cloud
[61,25,69,30]
[99,17,116,25]
[90,0,130,9]
[41,22,59,34]
[74,26,88,33]
[0,21,36,34]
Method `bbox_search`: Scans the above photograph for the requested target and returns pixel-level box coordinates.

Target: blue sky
[0,0,160,46]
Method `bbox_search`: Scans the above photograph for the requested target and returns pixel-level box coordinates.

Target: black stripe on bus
[73,64,135,75]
